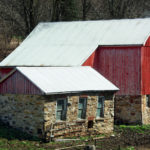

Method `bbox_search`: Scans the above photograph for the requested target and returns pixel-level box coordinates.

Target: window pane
[57,104,63,110]
[57,100,64,109]
[56,111,62,120]
[78,102,83,109]
[96,109,101,117]
[82,110,86,119]
[146,95,150,107]
[78,98,87,119]
[78,109,82,118]
[97,97,104,118]
[79,99,84,104]
[56,99,67,121]
[98,101,102,108]
[100,109,104,117]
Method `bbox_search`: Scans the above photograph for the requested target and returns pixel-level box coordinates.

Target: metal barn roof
[16,67,119,95]
[1,18,150,66]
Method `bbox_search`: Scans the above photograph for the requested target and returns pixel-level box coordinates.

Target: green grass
[120,146,135,150]
[0,123,91,150]
[0,124,39,141]
[0,123,149,150]
[0,123,50,150]
[115,124,150,134]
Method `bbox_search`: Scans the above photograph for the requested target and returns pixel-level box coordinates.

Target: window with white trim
[96,96,105,118]
[56,99,67,121]
[78,97,87,119]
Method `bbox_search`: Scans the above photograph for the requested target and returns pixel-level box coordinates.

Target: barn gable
[0,69,43,95]
[1,18,150,67]
[0,67,119,95]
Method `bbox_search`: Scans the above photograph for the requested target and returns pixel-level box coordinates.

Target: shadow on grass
[0,122,40,142]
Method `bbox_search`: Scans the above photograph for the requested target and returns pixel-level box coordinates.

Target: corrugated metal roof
[16,66,119,94]
[1,18,150,66]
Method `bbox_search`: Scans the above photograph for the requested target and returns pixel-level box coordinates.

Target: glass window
[56,99,67,120]
[78,98,87,119]
[146,95,150,107]
[96,96,105,118]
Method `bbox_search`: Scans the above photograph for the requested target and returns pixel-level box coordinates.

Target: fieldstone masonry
[0,94,45,138]
[44,93,114,140]
[0,92,114,140]
[115,95,150,125]
[142,95,150,124]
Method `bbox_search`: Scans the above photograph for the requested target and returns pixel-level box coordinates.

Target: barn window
[96,96,105,118]
[78,97,87,119]
[146,95,150,107]
[56,99,67,121]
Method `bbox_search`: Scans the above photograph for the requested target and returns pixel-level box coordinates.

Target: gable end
[0,70,44,95]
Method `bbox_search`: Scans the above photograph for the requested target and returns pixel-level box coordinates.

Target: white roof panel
[1,18,150,66]
[16,67,119,94]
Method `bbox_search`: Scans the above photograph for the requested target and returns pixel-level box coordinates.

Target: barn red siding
[144,36,150,46]
[0,68,13,78]
[0,71,43,95]
[82,51,96,67]
[141,46,150,95]
[83,46,141,95]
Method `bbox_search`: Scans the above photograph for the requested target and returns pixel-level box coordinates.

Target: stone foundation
[115,95,150,125]
[141,95,150,124]
[0,92,114,140]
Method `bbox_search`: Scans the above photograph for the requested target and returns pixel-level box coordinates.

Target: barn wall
[144,36,150,46]
[0,94,45,138]
[43,92,114,139]
[82,51,96,67]
[115,95,142,125]
[141,46,150,95]
[0,71,43,95]
[115,95,150,125]
[83,46,141,95]
[0,68,13,78]
[0,92,114,140]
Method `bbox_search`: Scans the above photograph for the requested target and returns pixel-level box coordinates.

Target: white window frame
[56,98,67,121]
[78,97,87,119]
[96,96,105,118]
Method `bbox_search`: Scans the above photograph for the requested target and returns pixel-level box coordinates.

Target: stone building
[1,18,150,125]
[0,67,118,140]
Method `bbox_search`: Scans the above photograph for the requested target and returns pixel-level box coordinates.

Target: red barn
[1,18,150,124]
[83,45,150,124]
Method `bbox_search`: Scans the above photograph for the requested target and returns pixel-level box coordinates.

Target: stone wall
[0,94,45,138]
[43,93,114,140]
[141,95,150,124]
[0,92,114,140]
[115,95,142,125]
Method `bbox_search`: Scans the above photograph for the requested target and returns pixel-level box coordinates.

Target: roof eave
[44,89,119,95]
[98,44,143,47]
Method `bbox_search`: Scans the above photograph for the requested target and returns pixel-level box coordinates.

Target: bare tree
[51,0,79,21]
[81,0,91,20]
[107,0,128,19]
[0,0,54,36]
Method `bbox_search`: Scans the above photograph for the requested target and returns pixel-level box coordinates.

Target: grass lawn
[115,124,150,134]
[0,123,57,150]
[1,123,150,150]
